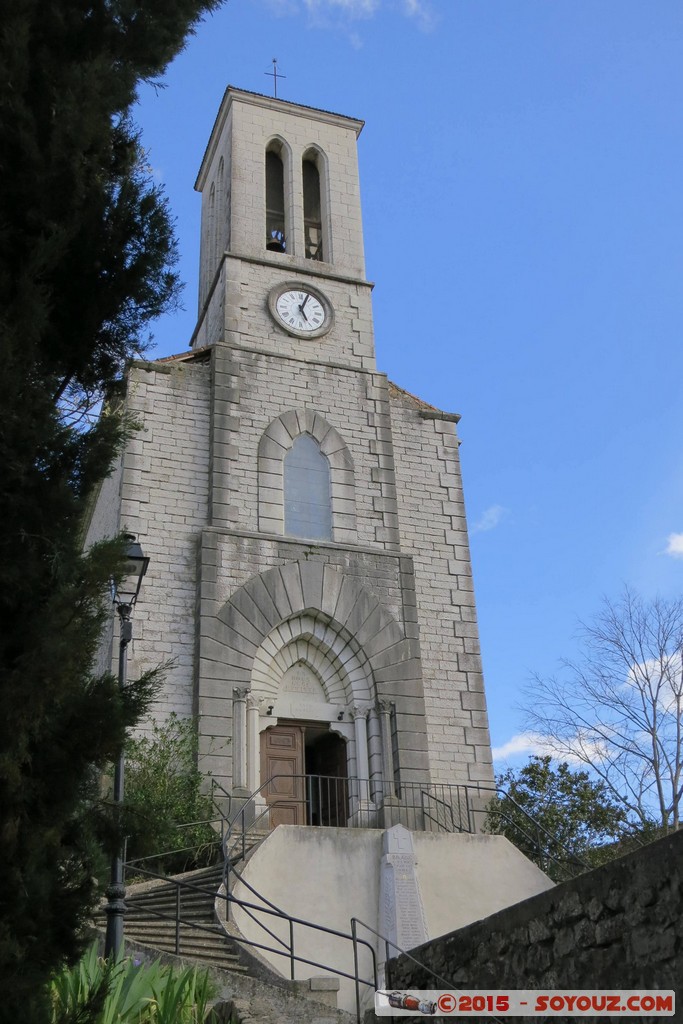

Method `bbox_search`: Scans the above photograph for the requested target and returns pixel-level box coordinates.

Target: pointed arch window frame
[258,410,356,544]
[302,145,331,264]
[265,137,292,255]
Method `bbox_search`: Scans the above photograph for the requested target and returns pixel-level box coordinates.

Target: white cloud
[272,0,435,27]
[664,533,683,559]
[303,0,381,16]
[473,504,507,534]
[402,0,436,29]
[492,730,609,765]
[492,732,555,762]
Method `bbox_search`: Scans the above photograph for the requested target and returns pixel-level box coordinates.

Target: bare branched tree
[524,588,683,832]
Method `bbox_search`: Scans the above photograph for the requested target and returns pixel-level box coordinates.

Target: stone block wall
[209,345,394,546]
[118,357,211,731]
[388,830,683,995]
[389,386,493,788]
[226,90,366,276]
[196,534,430,790]
[219,259,375,369]
[194,88,371,357]
[83,455,124,678]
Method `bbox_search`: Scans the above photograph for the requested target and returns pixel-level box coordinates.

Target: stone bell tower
[89,86,494,825]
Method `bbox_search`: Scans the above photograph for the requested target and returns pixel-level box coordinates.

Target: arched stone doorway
[246,618,378,805]
[199,559,429,806]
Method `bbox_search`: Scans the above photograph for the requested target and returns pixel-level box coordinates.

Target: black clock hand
[299,293,310,320]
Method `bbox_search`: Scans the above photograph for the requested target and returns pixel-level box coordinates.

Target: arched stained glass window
[284,435,332,540]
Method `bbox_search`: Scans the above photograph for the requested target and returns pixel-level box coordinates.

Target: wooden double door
[260,721,348,828]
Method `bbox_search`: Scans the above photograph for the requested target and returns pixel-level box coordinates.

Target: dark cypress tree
[0,1,222,1017]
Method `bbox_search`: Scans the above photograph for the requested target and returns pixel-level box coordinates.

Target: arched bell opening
[265,143,287,253]
[302,151,324,261]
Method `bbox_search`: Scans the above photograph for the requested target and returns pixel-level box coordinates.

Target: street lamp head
[112,533,150,608]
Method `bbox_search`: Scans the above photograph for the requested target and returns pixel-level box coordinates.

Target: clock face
[276,290,325,332]
[268,283,332,339]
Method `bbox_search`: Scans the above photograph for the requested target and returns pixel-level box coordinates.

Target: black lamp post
[104,534,150,959]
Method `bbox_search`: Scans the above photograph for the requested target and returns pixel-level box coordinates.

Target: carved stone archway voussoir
[211,560,414,684]
[197,560,425,792]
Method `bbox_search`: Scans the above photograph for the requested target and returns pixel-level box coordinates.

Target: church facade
[88,87,494,827]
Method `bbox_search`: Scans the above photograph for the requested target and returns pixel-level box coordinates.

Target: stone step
[96,861,246,973]
[129,908,215,923]
[126,930,241,956]
[95,903,216,923]
[123,919,226,939]
[128,874,224,896]
[122,921,251,972]
[127,939,250,972]
[127,892,217,910]
[221,992,353,1024]
[225,831,270,858]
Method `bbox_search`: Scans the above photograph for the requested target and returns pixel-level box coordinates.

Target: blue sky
[134,0,683,766]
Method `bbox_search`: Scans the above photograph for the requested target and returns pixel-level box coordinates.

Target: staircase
[96,848,356,1023]
[99,863,248,972]
[106,826,272,966]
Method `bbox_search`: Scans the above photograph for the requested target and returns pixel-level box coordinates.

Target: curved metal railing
[119,772,636,1022]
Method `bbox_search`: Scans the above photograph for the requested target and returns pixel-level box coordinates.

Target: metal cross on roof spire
[265,58,286,98]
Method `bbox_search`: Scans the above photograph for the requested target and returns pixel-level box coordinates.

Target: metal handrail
[420,788,458,832]
[121,860,378,1023]
[210,777,233,821]
[124,778,232,874]
[225,773,596,875]
[477,786,592,876]
[119,772,620,1023]
[351,915,456,990]
[351,916,510,1024]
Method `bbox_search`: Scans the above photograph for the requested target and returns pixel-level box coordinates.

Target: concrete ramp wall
[230,825,552,1013]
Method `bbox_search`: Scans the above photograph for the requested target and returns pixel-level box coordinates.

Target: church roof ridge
[131,346,212,370]
[225,85,365,130]
[135,354,459,420]
[196,86,364,191]
[387,380,461,422]
[154,345,212,363]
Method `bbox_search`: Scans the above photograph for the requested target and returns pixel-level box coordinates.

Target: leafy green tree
[487,755,629,878]
[0,0,221,1017]
[124,715,219,875]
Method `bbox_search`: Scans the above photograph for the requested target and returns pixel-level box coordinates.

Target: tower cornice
[195,86,365,192]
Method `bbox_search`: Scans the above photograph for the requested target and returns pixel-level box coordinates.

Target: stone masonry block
[227,585,274,641]
[321,563,345,619]
[299,559,325,611]
[258,436,288,460]
[279,409,299,438]
[278,561,305,614]
[262,566,295,620]
[362,619,404,659]
[344,588,381,638]
[460,691,488,712]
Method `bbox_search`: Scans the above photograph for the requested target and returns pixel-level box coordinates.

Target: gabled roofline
[195,86,365,192]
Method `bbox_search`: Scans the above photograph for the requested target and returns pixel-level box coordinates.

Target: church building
[88,86,495,830]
